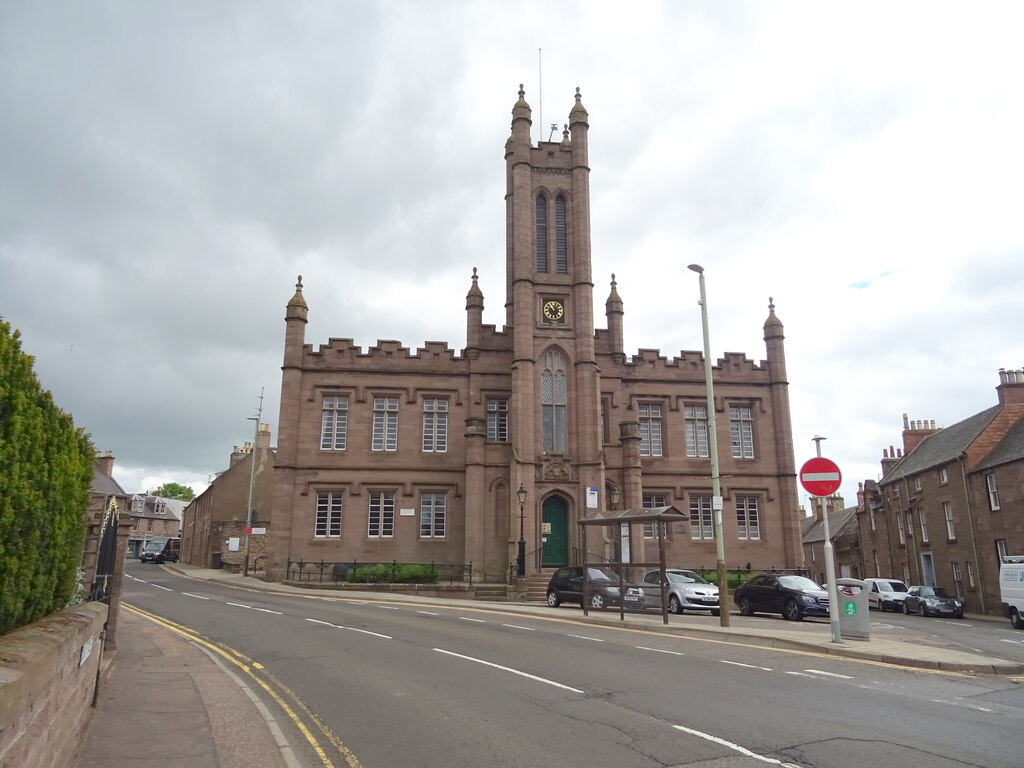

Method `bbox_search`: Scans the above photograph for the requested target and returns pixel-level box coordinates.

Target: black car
[902,586,964,618]
[545,567,644,611]
[732,573,829,621]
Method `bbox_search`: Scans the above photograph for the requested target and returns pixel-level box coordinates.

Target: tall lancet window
[541,349,568,453]
[535,195,548,272]
[555,195,568,274]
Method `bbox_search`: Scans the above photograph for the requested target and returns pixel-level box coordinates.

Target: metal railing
[286,559,473,586]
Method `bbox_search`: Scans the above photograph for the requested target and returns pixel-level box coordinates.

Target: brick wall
[0,602,108,768]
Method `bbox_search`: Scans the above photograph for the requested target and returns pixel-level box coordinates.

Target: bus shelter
[578,505,689,625]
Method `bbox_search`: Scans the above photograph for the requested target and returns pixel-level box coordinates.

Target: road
[124,562,1024,768]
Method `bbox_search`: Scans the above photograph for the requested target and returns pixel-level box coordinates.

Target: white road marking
[226,602,281,614]
[502,624,536,631]
[459,617,486,623]
[568,634,603,642]
[153,584,172,592]
[999,638,1024,645]
[932,699,994,713]
[721,660,772,671]
[785,671,815,678]
[344,626,392,639]
[803,669,853,679]
[636,646,684,656]
[433,648,584,693]
[416,610,440,616]
[673,724,803,767]
[304,617,391,639]
[182,593,210,600]
[375,605,400,610]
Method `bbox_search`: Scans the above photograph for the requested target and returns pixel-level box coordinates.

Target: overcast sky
[2,1,1022,512]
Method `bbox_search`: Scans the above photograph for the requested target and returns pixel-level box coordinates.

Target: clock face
[543,300,565,321]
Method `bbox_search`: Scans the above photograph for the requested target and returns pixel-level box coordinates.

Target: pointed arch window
[535,195,548,273]
[541,349,567,453]
[555,195,568,274]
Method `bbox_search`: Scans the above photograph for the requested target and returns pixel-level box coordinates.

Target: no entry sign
[800,457,842,497]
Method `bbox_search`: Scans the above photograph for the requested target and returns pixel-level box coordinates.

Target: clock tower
[504,85,603,568]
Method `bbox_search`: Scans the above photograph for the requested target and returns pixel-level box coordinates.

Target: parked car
[546,567,644,610]
[864,577,909,612]
[641,569,720,615]
[902,586,964,618]
[139,536,180,564]
[733,573,829,621]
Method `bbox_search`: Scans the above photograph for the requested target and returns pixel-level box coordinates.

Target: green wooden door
[541,496,569,567]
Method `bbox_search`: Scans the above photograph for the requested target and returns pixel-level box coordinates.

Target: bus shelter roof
[578,505,688,526]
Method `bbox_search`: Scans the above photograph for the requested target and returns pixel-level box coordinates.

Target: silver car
[642,569,721,615]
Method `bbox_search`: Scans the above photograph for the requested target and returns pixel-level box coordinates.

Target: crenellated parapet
[615,348,768,379]
[300,338,466,371]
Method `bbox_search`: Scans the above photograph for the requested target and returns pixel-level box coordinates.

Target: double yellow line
[124,603,363,768]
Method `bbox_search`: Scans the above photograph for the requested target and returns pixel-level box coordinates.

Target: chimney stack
[95,450,115,477]
[997,368,1024,405]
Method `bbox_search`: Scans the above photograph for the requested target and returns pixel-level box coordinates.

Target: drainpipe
[958,453,986,613]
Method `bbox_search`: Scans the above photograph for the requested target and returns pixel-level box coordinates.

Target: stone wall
[0,602,108,768]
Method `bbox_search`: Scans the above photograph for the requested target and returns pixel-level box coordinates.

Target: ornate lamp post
[516,484,528,578]
[610,484,621,510]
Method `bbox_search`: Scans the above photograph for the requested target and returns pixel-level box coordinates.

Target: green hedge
[347,563,440,584]
[0,319,94,635]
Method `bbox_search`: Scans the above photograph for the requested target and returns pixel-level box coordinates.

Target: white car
[864,578,909,612]
[642,569,720,615]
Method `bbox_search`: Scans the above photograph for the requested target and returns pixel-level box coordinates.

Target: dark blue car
[733,573,829,621]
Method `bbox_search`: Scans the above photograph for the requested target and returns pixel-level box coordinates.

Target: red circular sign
[800,456,842,496]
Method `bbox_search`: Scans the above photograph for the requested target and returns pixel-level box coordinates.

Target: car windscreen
[143,539,168,551]
[778,575,822,591]
[929,587,952,598]
[882,581,908,592]
[668,571,708,584]
[586,568,618,581]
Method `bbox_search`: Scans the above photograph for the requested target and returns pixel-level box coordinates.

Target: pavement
[72,564,1024,767]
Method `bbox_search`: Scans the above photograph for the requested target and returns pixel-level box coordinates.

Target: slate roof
[800,506,858,544]
[91,466,128,496]
[975,415,1024,470]
[880,406,999,485]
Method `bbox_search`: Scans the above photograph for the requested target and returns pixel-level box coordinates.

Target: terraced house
[861,369,1024,616]
[266,87,804,586]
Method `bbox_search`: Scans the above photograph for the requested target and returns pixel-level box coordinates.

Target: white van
[864,577,909,612]
[999,556,1024,629]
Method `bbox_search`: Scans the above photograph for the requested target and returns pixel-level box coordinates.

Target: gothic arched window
[535,195,548,273]
[555,195,568,274]
[541,349,567,453]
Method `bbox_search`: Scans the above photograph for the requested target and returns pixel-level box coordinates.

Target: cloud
[2,1,1023,510]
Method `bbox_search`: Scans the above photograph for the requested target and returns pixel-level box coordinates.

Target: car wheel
[922,605,930,617]
[879,602,886,612]
[590,593,607,610]
[903,601,910,615]
[711,608,720,617]
[1011,608,1024,629]
[783,599,803,621]
[546,590,561,608]
[738,597,754,616]
[668,595,682,615]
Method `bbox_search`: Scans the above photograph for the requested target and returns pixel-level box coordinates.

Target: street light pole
[241,388,264,579]
[813,435,843,643]
[688,264,729,627]
[516,484,528,578]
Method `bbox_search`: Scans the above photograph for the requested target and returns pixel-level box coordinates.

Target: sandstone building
[856,369,1024,615]
[267,87,804,584]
